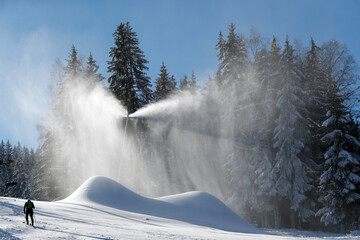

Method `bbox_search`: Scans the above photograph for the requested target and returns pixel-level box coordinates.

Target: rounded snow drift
[63,176,259,233]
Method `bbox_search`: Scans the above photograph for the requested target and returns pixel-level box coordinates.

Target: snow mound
[62,176,259,233]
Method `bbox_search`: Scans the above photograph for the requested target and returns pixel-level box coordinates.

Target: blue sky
[0,0,360,149]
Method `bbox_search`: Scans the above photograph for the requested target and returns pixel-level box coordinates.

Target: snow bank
[62,176,259,233]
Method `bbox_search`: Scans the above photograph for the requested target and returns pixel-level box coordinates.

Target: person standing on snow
[24,198,35,226]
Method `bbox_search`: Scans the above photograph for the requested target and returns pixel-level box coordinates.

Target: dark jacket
[24,200,35,214]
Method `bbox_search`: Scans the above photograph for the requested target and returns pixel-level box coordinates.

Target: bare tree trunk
[290,210,295,229]
[274,202,280,228]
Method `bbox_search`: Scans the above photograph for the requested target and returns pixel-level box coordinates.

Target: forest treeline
[1,22,360,233]
[0,141,36,198]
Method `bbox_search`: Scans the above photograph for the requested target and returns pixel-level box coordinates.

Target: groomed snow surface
[1,176,360,239]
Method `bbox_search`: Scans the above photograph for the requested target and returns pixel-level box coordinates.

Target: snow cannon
[118,113,148,134]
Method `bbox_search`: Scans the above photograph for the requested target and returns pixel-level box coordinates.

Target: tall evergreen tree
[154,62,176,101]
[304,38,328,163]
[28,149,37,199]
[316,104,360,232]
[22,146,32,198]
[63,44,82,79]
[0,140,5,195]
[33,133,58,200]
[85,52,104,82]
[272,37,314,227]
[12,142,27,198]
[3,141,13,196]
[107,22,153,113]
[216,23,248,90]
[249,46,279,227]
[218,24,255,223]
[316,40,360,233]
[215,31,225,86]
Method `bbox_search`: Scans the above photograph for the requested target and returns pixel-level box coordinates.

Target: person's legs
[30,212,34,226]
[25,212,29,224]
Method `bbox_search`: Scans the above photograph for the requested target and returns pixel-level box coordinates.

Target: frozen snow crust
[62,176,259,233]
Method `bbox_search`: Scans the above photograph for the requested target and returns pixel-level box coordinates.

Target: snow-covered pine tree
[272,37,314,228]
[304,38,328,164]
[3,141,14,196]
[33,132,58,200]
[0,140,5,195]
[107,22,153,113]
[12,142,27,198]
[316,39,360,233]
[250,45,278,228]
[216,23,248,92]
[215,23,249,137]
[294,38,329,229]
[22,146,32,198]
[154,62,176,101]
[266,36,282,133]
[28,149,37,199]
[216,23,256,221]
[316,109,360,232]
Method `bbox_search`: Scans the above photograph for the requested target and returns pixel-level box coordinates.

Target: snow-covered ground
[1,176,359,240]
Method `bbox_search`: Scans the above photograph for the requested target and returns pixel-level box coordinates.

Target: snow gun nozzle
[127,113,138,119]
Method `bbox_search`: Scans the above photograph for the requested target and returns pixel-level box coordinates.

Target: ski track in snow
[1,177,360,239]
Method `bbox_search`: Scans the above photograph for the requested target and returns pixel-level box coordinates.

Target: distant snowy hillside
[62,176,258,233]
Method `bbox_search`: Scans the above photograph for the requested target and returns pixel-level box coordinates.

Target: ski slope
[1,176,359,240]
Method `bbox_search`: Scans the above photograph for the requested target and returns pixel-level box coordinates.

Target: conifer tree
[12,142,27,198]
[304,38,328,164]
[107,22,153,113]
[250,46,279,227]
[189,70,198,91]
[22,146,32,198]
[216,23,248,89]
[63,44,82,79]
[154,62,176,101]
[33,133,58,200]
[272,37,314,227]
[217,24,252,222]
[316,106,360,232]
[85,52,104,82]
[0,140,5,195]
[179,74,189,91]
[169,75,177,92]
[3,141,14,196]
[215,31,225,86]
[316,40,360,233]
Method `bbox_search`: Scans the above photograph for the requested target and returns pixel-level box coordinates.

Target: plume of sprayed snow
[129,91,203,120]
[43,76,152,194]
[42,64,268,212]
[124,67,268,204]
